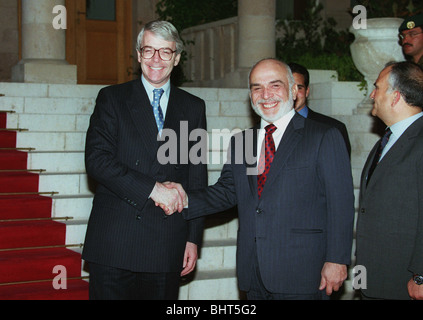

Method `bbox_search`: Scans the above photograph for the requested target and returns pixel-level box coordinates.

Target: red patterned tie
[257,124,277,198]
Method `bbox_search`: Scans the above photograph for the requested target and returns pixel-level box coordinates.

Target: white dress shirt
[256,109,296,166]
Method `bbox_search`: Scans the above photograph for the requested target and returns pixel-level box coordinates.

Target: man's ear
[391,90,401,107]
[174,53,181,67]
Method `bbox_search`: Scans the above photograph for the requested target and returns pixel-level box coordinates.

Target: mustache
[255,98,283,105]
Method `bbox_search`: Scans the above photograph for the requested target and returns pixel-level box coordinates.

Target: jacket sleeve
[185,99,208,246]
[317,127,355,265]
[184,135,239,221]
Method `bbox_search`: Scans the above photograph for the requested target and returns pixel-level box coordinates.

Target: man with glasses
[83,20,207,300]
[399,14,423,66]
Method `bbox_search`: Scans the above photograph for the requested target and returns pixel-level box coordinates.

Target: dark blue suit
[83,79,207,277]
[185,113,354,295]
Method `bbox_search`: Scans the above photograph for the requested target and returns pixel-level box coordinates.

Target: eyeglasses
[399,31,423,41]
[139,46,176,61]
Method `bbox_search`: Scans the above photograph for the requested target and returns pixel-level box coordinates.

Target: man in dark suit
[356,61,423,300]
[160,58,355,299]
[82,20,207,300]
[288,62,351,157]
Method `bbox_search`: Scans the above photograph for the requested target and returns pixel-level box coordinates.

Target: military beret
[399,14,423,32]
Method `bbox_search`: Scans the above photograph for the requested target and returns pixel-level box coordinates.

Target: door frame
[66,0,133,84]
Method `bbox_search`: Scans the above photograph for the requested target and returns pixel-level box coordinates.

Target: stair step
[0,171,39,193]
[0,247,83,284]
[16,131,86,152]
[0,150,27,170]
[39,172,92,196]
[0,195,52,220]
[63,220,88,245]
[0,220,65,250]
[0,113,6,128]
[27,151,84,172]
[52,195,93,220]
[10,114,90,133]
[0,131,16,148]
[0,279,88,300]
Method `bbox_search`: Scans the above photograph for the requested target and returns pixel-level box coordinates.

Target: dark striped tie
[367,128,392,185]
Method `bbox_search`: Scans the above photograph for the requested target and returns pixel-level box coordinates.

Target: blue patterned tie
[152,88,164,134]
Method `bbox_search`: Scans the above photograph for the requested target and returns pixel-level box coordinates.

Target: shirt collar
[260,109,296,131]
[297,105,309,118]
[141,75,171,102]
[390,112,423,138]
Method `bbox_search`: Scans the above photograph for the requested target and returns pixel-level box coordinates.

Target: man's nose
[262,87,273,99]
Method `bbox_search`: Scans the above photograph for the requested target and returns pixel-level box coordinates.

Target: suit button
[256,208,263,215]
[360,208,365,214]
[136,215,141,220]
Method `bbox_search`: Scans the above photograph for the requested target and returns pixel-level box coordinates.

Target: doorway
[66,0,133,85]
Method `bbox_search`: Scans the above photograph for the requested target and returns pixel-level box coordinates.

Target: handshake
[150,182,187,215]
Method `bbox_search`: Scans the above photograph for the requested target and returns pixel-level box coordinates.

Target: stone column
[12,0,76,84]
[238,0,276,69]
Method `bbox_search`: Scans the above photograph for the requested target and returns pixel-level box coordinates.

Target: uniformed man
[399,14,423,66]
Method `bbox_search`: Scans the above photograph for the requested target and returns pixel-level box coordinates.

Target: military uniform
[399,14,423,66]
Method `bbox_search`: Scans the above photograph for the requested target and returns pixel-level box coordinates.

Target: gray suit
[356,116,423,300]
[185,114,355,294]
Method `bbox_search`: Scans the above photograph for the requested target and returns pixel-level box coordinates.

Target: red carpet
[0,113,6,128]
[0,195,53,219]
[0,130,16,148]
[0,111,88,300]
[0,171,39,193]
[0,150,27,170]
[0,220,66,250]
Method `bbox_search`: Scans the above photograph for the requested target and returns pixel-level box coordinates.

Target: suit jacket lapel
[263,113,304,190]
[246,125,260,199]
[365,116,423,189]
[361,142,379,192]
[163,85,186,136]
[248,113,304,201]
[126,79,160,159]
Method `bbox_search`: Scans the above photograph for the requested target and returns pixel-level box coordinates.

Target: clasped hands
[150,182,187,215]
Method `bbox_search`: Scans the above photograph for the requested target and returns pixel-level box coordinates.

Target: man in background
[288,62,351,157]
[399,14,423,66]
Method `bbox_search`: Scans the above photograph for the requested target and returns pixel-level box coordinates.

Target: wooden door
[66,0,133,85]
